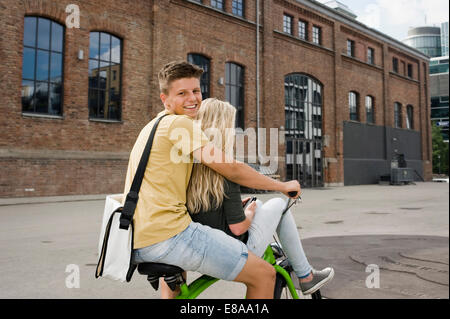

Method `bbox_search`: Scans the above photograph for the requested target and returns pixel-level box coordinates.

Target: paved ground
[0,182,448,299]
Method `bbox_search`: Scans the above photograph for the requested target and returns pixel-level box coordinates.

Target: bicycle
[134,194,322,299]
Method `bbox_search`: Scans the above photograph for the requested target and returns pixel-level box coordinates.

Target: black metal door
[286,138,323,187]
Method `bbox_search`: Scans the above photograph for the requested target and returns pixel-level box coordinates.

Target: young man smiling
[123,61,301,299]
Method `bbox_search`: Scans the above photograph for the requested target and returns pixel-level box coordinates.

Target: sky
[319,0,449,41]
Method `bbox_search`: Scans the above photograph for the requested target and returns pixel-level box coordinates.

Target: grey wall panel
[344,159,389,185]
[343,122,385,159]
[343,122,423,185]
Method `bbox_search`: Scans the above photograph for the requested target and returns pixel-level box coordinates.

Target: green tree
[432,122,449,175]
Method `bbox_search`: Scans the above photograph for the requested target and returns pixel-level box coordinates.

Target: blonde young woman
[185,98,334,295]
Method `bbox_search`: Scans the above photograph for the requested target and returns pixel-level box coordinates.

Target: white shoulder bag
[95,114,168,282]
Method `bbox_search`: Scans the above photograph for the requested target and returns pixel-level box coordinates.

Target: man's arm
[192,143,301,197]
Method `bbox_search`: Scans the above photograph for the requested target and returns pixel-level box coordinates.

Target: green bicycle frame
[175,245,299,299]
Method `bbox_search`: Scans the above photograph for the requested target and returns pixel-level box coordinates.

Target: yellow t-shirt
[123,110,209,249]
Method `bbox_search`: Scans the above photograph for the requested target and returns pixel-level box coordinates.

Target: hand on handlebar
[282,180,301,199]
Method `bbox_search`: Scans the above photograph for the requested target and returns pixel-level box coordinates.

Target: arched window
[284,74,323,187]
[284,74,323,139]
[365,95,375,124]
[187,54,210,99]
[394,102,402,128]
[349,91,359,121]
[225,62,245,129]
[22,17,64,116]
[406,105,414,129]
[88,32,122,120]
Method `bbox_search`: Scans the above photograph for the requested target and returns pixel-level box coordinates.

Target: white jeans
[246,198,312,278]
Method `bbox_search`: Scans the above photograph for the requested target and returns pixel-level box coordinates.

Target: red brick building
[0,0,432,197]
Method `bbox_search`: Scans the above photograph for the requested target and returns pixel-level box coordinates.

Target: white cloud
[359,0,448,28]
[358,3,381,29]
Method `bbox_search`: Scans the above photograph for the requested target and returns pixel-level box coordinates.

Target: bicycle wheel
[273,272,291,299]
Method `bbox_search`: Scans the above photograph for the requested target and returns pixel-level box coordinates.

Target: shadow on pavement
[303,235,449,299]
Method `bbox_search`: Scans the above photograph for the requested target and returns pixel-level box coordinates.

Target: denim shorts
[133,221,249,281]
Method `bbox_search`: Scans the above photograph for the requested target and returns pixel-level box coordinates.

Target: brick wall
[0,0,432,197]
[0,0,152,197]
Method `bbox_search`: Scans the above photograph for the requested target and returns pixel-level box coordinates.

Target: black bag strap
[119,113,169,230]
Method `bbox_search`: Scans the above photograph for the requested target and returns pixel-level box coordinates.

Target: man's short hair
[158,60,204,94]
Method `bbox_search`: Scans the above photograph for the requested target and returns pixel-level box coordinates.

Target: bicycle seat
[136,263,185,291]
[137,262,184,277]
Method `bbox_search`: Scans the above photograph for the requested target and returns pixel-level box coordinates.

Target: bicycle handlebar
[288,191,298,198]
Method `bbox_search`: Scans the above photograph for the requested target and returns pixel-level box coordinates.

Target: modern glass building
[403,26,442,58]
[404,24,449,142]
[441,22,449,57]
[430,56,449,141]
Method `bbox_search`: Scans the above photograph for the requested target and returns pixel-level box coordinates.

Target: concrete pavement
[0,182,448,299]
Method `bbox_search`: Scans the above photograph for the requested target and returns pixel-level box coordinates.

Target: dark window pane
[109,63,121,119]
[225,62,244,128]
[187,54,210,98]
[22,17,64,116]
[89,59,99,88]
[51,22,63,52]
[394,102,402,128]
[349,92,358,121]
[368,48,374,64]
[407,64,413,78]
[23,17,37,47]
[232,0,243,16]
[229,85,236,106]
[49,83,62,115]
[211,0,224,10]
[100,33,111,61]
[238,66,244,84]
[111,36,121,63]
[89,32,99,59]
[226,85,231,102]
[37,18,50,50]
[89,32,121,120]
[35,81,49,113]
[406,105,414,129]
[313,26,321,44]
[110,63,120,90]
[431,108,449,118]
[108,87,121,120]
[22,47,36,80]
[393,58,398,73]
[239,86,245,106]
[283,15,292,34]
[88,88,98,117]
[366,96,374,124]
[50,52,62,83]
[99,61,110,90]
[36,50,49,81]
[230,64,236,84]
[22,80,35,112]
[98,89,106,118]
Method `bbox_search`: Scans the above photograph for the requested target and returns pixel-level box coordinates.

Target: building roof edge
[296,0,431,60]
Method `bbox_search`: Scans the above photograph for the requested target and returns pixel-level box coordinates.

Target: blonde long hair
[187,98,236,214]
